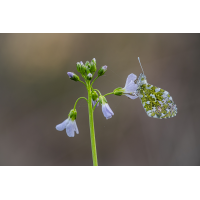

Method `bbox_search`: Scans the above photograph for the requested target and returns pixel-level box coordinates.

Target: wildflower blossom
[113,73,138,99]
[123,73,138,99]
[99,96,114,119]
[56,109,79,137]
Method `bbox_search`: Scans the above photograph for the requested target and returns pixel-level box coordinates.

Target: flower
[113,73,138,99]
[55,109,79,137]
[102,103,114,119]
[99,96,114,119]
[123,73,138,99]
[56,118,79,137]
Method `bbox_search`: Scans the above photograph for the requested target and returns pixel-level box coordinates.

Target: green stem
[104,92,114,97]
[78,80,86,86]
[94,89,102,96]
[91,76,99,87]
[74,97,88,109]
[93,99,100,112]
[87,82,98,166]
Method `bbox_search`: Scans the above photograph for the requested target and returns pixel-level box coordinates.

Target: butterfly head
[137,73,147,86]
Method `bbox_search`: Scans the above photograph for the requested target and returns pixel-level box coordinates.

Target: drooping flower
[99,96,114,119]
[113,73,138,99]
[55,109,79,137]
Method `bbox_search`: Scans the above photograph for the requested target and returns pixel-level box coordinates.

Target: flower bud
[98,65,107,76]
[90,58,96,73]
[92,91,98,101]
[80,61,86,74]
[87,73,93,80]
[69,109,77,120]
[77,61,86,75]
[85,61,91,68]
[67,72,80,81]
[76,62,82,73]
[113,87,125,96]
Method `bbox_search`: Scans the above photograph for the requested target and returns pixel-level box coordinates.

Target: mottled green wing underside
[137,83,177,119]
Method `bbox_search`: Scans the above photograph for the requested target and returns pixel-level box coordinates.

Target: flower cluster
[55,58,138,137]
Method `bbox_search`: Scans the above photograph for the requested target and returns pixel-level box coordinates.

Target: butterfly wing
[138,83,177,119]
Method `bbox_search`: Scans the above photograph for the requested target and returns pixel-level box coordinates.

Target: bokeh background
[0,33,199,166]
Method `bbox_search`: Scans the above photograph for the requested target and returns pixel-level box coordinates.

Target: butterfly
[136,57,177,119]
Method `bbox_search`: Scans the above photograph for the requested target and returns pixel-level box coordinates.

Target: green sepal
[113,87,124,96]
[87,73,93,80]
[80,63,86,74]
[77,62,86,75]
[99,95,107,105]
[85,61,91,69]
[76,62,82,73]
[90,58,97,73]
[69,73,80,81]
[68,109,77,120]
[98,65,107,76]
[92,91,98,101]
[86,67,91,75]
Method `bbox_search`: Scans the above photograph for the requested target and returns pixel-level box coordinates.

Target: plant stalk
[87,83,98,166]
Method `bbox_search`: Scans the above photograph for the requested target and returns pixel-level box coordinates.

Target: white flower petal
[125,73,137,87]
[102,104,108,117]
[102,103,114,119]
[124,81,138,93]
[125,94,138,100]
[66,119,75,137]
[106,104,114,115]
[74,120,79,134]
[56,119,68,131]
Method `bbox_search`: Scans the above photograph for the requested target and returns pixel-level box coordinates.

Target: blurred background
[0,33,199,166]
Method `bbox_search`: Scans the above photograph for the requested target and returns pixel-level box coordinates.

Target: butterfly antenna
[138,57,145,74]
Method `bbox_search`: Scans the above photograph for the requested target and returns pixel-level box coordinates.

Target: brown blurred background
[0,33,199,166]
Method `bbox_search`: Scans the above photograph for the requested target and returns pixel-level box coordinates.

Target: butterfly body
[136,73,177,119]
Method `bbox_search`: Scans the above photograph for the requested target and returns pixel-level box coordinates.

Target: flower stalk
[87,82,98,166]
